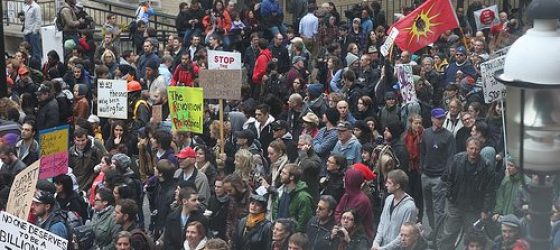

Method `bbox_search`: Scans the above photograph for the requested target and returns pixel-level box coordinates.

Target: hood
[294,180,309,193]
[344,168,364,195]
[260,48,273,61]
[229,111,247,133]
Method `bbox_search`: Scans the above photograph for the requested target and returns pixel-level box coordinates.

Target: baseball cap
[176,147,196,159]
[271,120,289,131]
[32,191,56,205]
[456,46,467,55]
[431,108,446,119]
[35,84,52,95]
[292,56,305,65]
[336,121,353,131]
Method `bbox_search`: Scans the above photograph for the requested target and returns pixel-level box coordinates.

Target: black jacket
[36,96,60,131]
[306,216,335,250]
[233,216,272,250]
[163,208,208,250]
[207,195,230,240]
[321,170,345,202]
[268,44,290,74]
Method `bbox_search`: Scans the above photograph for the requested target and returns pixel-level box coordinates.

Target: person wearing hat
[302,83,327,118]
[175,146,211,206]
[233,194,272,250]
[32,190,68,238]
[301,112,320,137]
[312,108,339,166]
[437,137,495,250]
[379,91,400,130]
[492,214,529,249]
[493,155,530,220]
[331,121,362,165]
[271,120,298,163]
[144,58,166,103]
[372,169,417,250]
[286,56,308,87]
[349,17,365,50]
[420,107,456,233]
[442,45,477,86]
[35,83,60,131]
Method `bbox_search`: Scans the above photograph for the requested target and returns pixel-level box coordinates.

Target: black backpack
[55,7,70,31]
[51,210,84,250]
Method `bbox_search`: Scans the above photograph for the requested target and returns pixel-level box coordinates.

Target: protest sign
[0,211,67,250]
[474,5,500,31]
[167,87,204,133]
[380,27,399,57]
[6,161,40,220]
[199,70,243,100]
[41,26,64,65]
[395,64,417,104]
[480,55,506,103]
[208,50,242,69]
[152,105,163,122]
[97,79,128,119]
[490,46,510,59]
[38,125,69,179]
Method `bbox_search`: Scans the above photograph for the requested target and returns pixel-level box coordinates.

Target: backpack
[55,7,70,31]
[130,228,156,250]
[73,224,95,250]
[52,210,84,250]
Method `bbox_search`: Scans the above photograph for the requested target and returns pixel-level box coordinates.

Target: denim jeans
[25,32,42,60]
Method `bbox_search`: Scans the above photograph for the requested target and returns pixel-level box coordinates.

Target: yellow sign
[39,125,69,179]
[167,87,204,134]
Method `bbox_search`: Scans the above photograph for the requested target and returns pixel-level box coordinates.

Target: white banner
[40,26,64,65]
[208,50,242,70]
[480,55,506,103]
[97,79,128,119]
[395,64,417,104]
[474,5,500,31]
[380,27,399,57]
[0,211,68,250]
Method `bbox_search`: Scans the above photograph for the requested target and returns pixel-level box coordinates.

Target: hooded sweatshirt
[252,48,273,84]
[335,168,374,239]
[373,194,417,249]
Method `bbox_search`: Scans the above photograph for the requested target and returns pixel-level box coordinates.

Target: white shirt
[298,12,318,39]
[23,1,42,35]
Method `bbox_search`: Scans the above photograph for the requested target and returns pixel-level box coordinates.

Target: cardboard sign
[152,105,163,122]
[0,211,68,250]
[6,161,40,220]
[199,69,242,100]
[480,55,507,103]
[395,64,417,104]
[167,87,204,134]
[380,27,399,57]
[474,5,500,31]
[208,50,242,70]
[97,79,128,119]
[38,125,69,179]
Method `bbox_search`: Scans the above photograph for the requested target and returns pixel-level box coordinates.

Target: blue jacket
[312,127,338,175]
[331,136,362,166]
[441,61,477,86]
[260,0,282,16]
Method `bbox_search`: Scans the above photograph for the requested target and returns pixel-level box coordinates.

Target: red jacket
[171,62,199,86]
[251,48,272,85]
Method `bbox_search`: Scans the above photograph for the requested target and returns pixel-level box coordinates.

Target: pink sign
[39,152,68,179]
[39,126,69,179]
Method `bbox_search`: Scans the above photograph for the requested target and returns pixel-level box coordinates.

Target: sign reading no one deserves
[97,79,128,119]
[0,211,67,250]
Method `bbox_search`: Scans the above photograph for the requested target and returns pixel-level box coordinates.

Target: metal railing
[3,0,56,26]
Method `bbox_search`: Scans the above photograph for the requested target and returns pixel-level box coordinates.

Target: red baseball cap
[353,163,376,181]
[176,147,196,159]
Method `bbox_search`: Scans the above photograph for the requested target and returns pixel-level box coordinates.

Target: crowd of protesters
[3,0,557,249]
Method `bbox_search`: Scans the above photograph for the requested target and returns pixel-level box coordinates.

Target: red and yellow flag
[389,0,460,53]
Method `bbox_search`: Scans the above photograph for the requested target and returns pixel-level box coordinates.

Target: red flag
[389,0,460,53]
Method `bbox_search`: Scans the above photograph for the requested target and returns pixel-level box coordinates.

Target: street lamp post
[495,0,560,248]
[0,2,8,98]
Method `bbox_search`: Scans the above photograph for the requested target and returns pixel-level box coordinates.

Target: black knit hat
[386,121,404,139]
[324,108,340,125]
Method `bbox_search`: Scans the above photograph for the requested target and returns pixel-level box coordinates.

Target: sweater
[420,127,455,177]
[373,194,417,249]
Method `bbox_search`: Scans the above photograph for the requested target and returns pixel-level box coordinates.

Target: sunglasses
[455,53,465,56]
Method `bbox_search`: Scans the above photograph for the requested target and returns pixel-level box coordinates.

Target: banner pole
[219,99,225,155]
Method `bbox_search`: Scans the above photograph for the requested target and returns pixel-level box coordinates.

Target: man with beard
[441,46,477,86]
[35,83,60,131]
[69,127,103,191]
[306,195,337,250]
[32,191,67,238]
[16,120,39,166]
[0,145,27,178]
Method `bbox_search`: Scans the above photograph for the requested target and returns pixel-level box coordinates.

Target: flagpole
[458,27,470,49]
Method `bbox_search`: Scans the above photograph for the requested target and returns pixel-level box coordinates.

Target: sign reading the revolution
[6,161,40,220]
[480,55,506,103]
[39,125,69,179]
[97,79,128,119]
[199,70,242,100]
[208,50,242,69]
[0,211,67,250]
[167,87,204,134]
[395,64,418,104]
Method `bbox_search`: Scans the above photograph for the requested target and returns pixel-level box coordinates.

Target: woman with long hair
[89,156,111,204]
[329,209,369,250]
[105,120,132,155]
[202,0,232,46]
[54,174,88,222]
[267,140,289,188]
[184,221,208,250]
[353,120,373,146]
[233,148,254,183]
[354,95,377,121]
[402,113,424,222]
[195,145,218,189]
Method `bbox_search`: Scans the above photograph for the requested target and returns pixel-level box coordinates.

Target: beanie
[386,121,404,139]
[345,53,359,66]
[112,153,131,170]
[324,108,340,125]
[307,83,323,99]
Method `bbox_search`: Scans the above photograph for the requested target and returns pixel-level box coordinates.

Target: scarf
[245,212,266,230]
[404,129,423,171]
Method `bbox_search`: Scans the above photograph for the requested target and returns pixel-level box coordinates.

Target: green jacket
[494,173,529,216]
[271,180,314,232]
[91,206,121,250]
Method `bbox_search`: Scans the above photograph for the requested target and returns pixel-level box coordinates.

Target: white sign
[0,211,68,250]
[380,27,399,57]
[97,79,128,119]
[480,55,506,103]
[490,46,510,59]
[208,50,242,70]
[41,26,64,65]
[474,5,500,31]
[395,64,417,104]
[6,161,40,220]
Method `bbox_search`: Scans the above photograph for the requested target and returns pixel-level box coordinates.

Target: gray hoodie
[373,194,417,250]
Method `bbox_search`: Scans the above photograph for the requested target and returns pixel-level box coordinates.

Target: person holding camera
[329,209,370,250]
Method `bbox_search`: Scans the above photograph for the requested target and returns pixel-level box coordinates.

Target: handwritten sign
[480,55,506,103]
[208,50,242,69]
[167,87,204,133]
[395,64,417,104]
[6,161,40,220]
[380,27,399,57]
[39,125,69,179]
[474,5,500,31]
[199,70,242,100]
[490,46,510,59]
[97,79,128,119]
[0,211,67,250]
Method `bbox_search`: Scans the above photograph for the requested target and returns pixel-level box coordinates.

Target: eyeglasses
[455,53,465,57]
